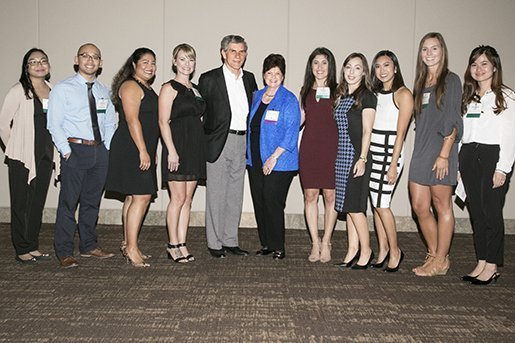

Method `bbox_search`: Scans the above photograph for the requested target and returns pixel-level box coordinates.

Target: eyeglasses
[27,59,49,66]
[78,53,101,61]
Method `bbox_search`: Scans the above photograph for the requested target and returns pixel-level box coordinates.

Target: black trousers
[8,157,53,255]
[248,167,295,252]
[459,143,508,265]
[54,143,108,257]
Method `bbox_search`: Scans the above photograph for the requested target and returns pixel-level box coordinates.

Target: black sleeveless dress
[161,80,206,185]
[106,80,159,195]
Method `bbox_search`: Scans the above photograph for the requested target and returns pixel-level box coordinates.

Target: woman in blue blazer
[247,54,301,260]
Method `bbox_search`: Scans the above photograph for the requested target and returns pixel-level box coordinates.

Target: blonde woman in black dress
[159,44,206,263]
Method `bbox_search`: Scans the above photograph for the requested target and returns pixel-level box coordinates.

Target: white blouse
[462,89,515,173]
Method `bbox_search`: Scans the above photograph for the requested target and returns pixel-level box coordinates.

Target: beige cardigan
[0,81,58,183]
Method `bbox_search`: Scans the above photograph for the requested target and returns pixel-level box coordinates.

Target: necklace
[264,93,275,98]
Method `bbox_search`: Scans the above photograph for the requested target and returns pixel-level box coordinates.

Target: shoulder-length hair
[172,43,197,79]
[462,45,512,115]
[300,47,337,109]
[19,48,51,100]
[111,47,156,110]
[413,32,449,114]
[370,50,405,93]
[334,52,372,109]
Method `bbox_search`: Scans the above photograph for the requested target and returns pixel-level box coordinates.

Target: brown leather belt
[229,129,246,135]
[67,137,101,146]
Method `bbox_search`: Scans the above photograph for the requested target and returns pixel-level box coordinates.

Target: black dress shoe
[471,273,500,285]
[256,248,273,256]
[208,248,226,258]
[371,251,390,269]
[461,274,478,282]
[334,250,360,268]
[351,251,375,270]
[222,246,249,256]
[272,251,285,260]
[384,250,405,273]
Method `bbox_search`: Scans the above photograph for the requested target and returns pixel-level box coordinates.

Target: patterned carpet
[0,223,514,342]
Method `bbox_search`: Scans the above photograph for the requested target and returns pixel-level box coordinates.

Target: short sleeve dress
[106,80,159,195]
[161,80,206,185]
[335,90,377,213]
[298,88,338,189]
[408,72,463,186]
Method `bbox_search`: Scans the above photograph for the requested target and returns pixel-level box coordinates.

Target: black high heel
[372,250,389,269]
[178,243,194,262]
[334,250,360,268]
[384,250,405,273]
[351,251,375,270]
[461,274,479,282]
[471,272,500,285]
[166,244,188,263]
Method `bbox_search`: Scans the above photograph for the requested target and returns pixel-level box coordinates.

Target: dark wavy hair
[111,47,156,110]
[370,50,405,93]
[262,53,286,86]
[300,47,337,109]
[462,45,512,115]
[413,32,449,114]
[334,52,372,109]
[20,48,50,100]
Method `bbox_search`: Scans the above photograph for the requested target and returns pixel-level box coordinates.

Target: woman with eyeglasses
[0,48,55,263]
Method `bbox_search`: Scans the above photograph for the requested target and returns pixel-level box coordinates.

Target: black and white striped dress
[369,91,404,208]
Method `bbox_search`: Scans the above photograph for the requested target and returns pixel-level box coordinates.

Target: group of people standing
[1,33,514,286]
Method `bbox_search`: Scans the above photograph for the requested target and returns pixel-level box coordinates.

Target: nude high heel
[308,238,321,262]
[415,255,449,277]
[319,242,332,263]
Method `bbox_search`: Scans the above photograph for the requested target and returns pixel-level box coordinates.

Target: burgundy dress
[299,88,338,189]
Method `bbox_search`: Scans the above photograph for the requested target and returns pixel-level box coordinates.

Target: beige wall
[1,0,515,225]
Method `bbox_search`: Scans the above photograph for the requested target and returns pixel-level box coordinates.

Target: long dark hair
[462,45,512,115]
[19,48,50,100]
[370,50,405,93]
[111,47,156,110]
[334,52,372,109]
[300,47,337,109]
[413,32,449,114]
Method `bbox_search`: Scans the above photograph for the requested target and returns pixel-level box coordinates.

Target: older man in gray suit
[198,35,257,258]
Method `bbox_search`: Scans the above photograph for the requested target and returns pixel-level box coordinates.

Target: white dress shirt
[223,64,249,131]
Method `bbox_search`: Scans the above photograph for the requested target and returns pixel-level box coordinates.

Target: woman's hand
[386,164,398,185]
[492,171,506,189]
[263,156,277,175]
[168,150,180,172]
[432,156,449,180]
[353,159,366,178]
[139,151,151,171]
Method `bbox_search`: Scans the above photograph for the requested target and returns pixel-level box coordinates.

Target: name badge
[422,92,430,108]
[42,98,49,113]
[97,99,108,113]
[191,87,203,99]
[315,87,330,102]
[466,102,481,118]
[264,110,279,123]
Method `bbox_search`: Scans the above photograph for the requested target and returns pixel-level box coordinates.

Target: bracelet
[438,155,448,160]
[359,156,367,163]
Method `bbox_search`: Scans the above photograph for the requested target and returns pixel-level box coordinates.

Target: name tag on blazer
[264,110,279,124]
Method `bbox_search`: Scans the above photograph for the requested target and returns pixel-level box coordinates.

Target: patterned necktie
[86,82,102,142]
